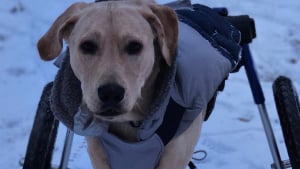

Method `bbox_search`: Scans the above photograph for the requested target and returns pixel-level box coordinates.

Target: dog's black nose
[98,83,125,107]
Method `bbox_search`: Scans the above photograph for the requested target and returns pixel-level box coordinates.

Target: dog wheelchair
[21,1,300,169]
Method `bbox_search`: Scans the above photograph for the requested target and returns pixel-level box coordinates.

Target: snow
[0,0,299,169]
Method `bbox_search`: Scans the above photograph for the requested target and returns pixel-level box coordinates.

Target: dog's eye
[125,41,143,55]
[80,40,98,55]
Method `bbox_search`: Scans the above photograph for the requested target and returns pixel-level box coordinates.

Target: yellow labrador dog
[38,0,207,169]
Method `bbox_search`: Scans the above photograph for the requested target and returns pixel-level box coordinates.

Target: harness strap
[156,98,185,145]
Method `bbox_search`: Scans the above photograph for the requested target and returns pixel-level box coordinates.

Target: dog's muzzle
[97,83,125,117]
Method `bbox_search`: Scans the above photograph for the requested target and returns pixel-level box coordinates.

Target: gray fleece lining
[50,49,82,130]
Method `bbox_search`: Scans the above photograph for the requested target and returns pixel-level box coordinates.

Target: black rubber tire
[273,76,300,169]
[23,82,59,169]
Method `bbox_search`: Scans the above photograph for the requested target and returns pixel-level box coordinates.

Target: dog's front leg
[156,108,206,169]
[86,137,111,169]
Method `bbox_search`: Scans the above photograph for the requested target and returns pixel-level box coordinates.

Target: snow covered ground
[0,0,299,169]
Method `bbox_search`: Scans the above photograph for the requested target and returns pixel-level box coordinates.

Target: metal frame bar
[242,44,284,169]
[59,129,74,169]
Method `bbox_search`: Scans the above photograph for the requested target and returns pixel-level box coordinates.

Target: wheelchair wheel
[273,76,300,169]
[23,82,59,169]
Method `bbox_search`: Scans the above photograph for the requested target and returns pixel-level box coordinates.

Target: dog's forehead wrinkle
[112,15,154,45]
[81,4,153,40]
[107,2,115,32]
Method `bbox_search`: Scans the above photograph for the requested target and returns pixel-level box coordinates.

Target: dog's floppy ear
[145,4,178,66]
[38,3,88,61]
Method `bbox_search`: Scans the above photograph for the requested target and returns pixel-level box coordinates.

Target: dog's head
[38,1,178,122]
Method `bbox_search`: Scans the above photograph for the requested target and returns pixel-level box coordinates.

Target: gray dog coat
[50,5,241,169]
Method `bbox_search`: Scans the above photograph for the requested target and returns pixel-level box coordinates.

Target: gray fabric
[100,132,163,169]
[73,104,109,136]
[54,50,67,68]
[171,22,232,136]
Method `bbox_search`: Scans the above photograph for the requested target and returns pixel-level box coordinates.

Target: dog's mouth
[93,108,142,127]
[79,102,123,120]
[97,108,123,118]
[92,105,126,121]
